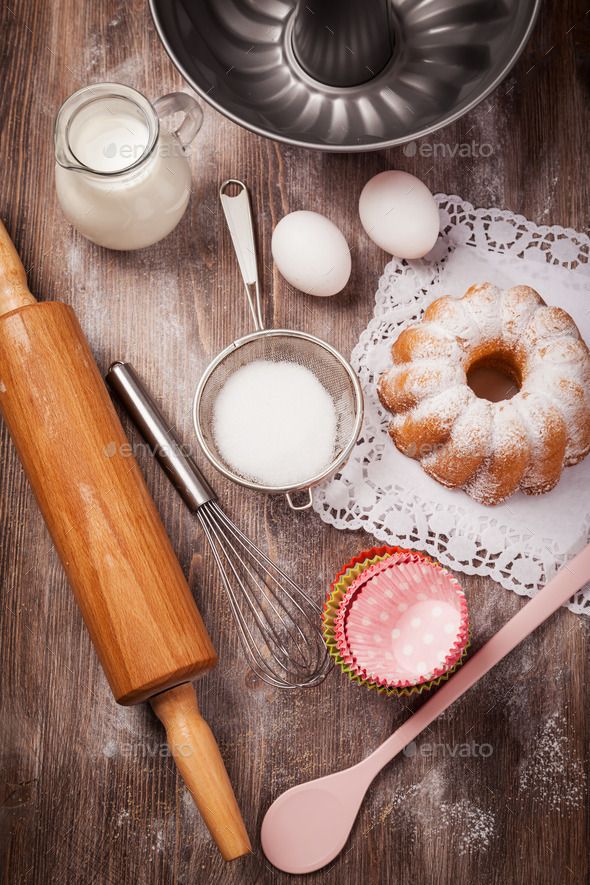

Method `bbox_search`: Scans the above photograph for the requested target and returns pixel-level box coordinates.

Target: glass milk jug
[54,83,202,250]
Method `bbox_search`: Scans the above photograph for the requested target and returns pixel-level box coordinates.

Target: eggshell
[359,170,439,259]
[271,210,351,297]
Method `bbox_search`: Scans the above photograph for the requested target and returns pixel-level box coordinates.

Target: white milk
[55,87,198,250]
[68,99,151,173]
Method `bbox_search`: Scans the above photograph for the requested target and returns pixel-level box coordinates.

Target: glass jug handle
[153,92,203,148]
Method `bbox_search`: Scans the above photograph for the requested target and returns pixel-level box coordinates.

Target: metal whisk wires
[197,501,332,688]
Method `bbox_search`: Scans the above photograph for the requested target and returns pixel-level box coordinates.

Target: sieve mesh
[195,331,362,490]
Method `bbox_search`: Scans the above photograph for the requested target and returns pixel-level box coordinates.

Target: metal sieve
[193,180,363,510]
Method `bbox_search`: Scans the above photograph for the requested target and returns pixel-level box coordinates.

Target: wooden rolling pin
[0,220,251,861]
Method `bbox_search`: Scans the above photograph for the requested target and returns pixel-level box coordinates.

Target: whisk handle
[106,361,215,511]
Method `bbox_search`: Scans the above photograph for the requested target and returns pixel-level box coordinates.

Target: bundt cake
[378,283,590,505]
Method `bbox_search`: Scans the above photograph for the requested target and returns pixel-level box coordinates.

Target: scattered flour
[102,739,118,759]
[90,691,147,760]
[152,827,165,853]
[434,799,496,855]
[365,783,421,836]
[519,712,586,811]
[370,771,496,857]
[182,787,199,821]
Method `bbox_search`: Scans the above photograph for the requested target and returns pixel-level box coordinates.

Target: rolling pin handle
[150,683,252,861]
[0,220,37,316]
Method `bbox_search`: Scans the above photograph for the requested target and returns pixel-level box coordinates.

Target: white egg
[271,210,351,297]
[359,170,439,259]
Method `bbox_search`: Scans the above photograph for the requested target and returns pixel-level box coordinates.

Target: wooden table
[1,1,589,882]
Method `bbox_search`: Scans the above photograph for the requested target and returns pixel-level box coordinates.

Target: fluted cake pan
[150,0,541,152]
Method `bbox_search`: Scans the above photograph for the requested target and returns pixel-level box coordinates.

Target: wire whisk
[107,361,333,689]
[198,501,331,687]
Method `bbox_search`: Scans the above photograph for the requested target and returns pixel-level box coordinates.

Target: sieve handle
[286,489,313,511]
[106,362,216,511]
[220,179,264,332]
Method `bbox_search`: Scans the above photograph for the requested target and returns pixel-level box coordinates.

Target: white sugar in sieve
[193,180,363,511]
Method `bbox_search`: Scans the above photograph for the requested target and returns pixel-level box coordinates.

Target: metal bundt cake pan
[149,0,541,152]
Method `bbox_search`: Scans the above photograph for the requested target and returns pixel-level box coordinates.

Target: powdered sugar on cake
[378,283,590,505]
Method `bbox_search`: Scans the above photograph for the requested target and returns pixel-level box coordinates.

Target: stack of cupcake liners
[323,546,470,697]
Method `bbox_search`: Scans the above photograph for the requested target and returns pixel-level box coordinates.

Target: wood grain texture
[151,684,251,862]
[0,294,217,705]
[0,221,36,314]
[1,1,589,884]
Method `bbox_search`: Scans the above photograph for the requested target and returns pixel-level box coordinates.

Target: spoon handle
[362,543,590,780]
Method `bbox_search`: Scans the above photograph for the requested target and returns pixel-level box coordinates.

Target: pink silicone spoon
[261,544,590,874]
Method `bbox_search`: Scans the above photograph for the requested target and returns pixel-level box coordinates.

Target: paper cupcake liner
[328,546,419,592]
[323,547,469,697]
[335,555,469,689]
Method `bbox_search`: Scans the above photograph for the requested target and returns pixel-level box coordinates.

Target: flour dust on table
[518,712,587,812]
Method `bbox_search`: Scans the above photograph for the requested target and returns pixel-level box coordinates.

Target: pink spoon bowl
[335,554,469,689]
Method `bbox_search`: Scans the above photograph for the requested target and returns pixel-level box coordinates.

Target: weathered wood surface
[1,1,588,883]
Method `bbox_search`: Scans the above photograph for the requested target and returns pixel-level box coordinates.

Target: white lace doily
[314,195,590,616]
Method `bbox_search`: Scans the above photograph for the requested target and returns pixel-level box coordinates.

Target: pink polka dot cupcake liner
[324,546,468,697]
[327,545,415,593]
[334,553,469,691]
